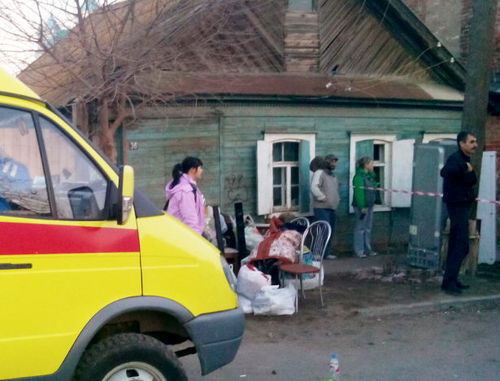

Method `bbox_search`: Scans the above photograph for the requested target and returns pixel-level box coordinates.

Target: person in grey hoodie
[310,154,340,259]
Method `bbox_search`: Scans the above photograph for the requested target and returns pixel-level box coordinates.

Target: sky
[0,0,105,75]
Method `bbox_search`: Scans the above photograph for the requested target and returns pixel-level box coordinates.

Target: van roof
[0,67,41,100]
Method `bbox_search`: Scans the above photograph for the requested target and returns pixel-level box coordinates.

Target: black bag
[253,259,280,285]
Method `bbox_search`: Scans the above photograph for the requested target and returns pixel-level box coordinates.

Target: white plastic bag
[236,264,271,301]
[238,294,253,314]
[244,225,264,251]
[252,284,297,315]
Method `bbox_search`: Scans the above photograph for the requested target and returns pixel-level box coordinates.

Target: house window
[349,134,396,212]
[257,133,315,215]
[272,142,300,210]
[372,142,387,205]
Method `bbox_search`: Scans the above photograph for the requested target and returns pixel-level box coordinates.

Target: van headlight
[220,255,237,291]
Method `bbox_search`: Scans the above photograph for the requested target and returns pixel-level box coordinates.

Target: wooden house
[20,0,469,252]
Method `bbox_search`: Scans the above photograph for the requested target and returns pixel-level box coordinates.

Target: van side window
[0,107,50,217]
[39,117,109,220]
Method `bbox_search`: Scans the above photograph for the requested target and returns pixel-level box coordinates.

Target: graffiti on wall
[225,174,249,203]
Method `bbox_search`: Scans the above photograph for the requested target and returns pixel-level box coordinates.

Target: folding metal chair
[279,220,331,308]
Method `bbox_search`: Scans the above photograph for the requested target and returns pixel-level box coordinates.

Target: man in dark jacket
[440,131,478,295]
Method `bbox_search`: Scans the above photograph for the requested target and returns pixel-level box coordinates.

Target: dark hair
[357,156,372,169]
[457,131,474,147]
[324,154,338,163]
[309,156,326,172]
[170,156,203,188]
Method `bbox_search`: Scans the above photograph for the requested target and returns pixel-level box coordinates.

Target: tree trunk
[97,98,118,163]
[98,127,117,163]
[75,100,90,136]
[96,96,129,164]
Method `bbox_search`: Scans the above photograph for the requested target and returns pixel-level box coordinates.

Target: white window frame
[422,133,456,143]
[257,133,315,216]
[349,134,396,213]
[271,142,300,211]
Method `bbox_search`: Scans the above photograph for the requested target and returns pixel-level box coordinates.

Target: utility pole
[461,0,497,217]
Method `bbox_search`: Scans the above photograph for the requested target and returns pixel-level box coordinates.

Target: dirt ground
[245,273,500,337]
[181,272,500,380]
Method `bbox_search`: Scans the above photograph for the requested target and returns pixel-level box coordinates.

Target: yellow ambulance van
[0,68,243,380]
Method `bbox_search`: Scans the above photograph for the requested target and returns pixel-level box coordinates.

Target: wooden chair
[279,220,331,308]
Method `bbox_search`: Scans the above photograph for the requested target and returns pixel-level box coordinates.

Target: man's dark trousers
[314,208,336,256]
[443,202,471,287]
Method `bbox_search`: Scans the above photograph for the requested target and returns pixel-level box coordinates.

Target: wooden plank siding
[127,104,461,251]
[127,117,221,208]
[318,0,434,81]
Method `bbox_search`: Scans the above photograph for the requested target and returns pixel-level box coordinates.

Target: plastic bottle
[328,354,340,380]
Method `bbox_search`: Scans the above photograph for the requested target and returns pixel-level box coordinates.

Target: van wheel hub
[103,362,167,381]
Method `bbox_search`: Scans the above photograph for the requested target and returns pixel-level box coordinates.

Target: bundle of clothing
[244,216,306,284]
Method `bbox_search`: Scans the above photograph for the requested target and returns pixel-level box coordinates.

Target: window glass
[273,143,282,162]
[273,167,285,206]
[291,167,299,185]
[273,167,282,185]
[0,107,50,217]
[273,187,283,206]
[39,117,109,220]
[373,143,386,204]
[291,186,299,206]
[284,142,299,161]
[373,167,384,204]
[373,143,385,162]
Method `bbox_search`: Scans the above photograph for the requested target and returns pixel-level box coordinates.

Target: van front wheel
[75,333,187,381]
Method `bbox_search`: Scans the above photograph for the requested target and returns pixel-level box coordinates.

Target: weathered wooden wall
[127,103,462,252]
[318,0,434,81]
[126,116,221,208]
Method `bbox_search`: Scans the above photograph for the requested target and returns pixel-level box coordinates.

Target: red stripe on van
[0,222,140,255]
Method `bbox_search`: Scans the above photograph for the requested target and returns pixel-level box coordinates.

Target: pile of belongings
[236,216,307,315]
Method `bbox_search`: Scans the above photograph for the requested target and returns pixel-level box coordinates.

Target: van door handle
[0,263,32,270]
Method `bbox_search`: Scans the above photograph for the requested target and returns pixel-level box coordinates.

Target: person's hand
[361,208,367,214]
[466,162,473,172]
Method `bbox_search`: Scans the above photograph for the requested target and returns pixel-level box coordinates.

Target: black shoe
[441,284,462,295]
[456,281,470,290]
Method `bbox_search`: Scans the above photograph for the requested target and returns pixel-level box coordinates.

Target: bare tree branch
[1,0,284,162]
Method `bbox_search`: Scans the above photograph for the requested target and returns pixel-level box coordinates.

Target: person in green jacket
[352,156,378,258]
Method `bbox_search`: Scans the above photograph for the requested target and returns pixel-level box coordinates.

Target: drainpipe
[214,109,224,206]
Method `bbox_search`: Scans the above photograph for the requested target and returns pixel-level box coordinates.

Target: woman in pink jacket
[165,157,206,235]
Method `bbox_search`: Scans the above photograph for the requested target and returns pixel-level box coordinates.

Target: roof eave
[365,0,466,90]
[172,93,464,110]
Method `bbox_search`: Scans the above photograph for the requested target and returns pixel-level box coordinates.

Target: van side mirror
[118,165,134,225]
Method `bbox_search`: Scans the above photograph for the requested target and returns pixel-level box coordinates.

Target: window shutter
[391,139,415,207]
[299,140,311,213]
[257,140,273,215]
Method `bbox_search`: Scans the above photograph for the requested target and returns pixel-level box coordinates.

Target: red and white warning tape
[354,186,500,205]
